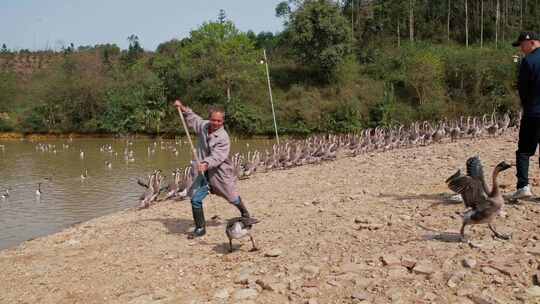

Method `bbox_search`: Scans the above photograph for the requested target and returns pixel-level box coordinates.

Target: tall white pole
[263,48,280,145]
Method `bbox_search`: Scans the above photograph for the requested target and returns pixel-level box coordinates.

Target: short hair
[208,105,225,119]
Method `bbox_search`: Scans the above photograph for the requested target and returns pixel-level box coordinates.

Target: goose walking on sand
[226,217,260,252]
[446,157,513,241]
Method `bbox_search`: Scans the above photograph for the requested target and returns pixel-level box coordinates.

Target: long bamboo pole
[263,49,280,146]
[176,105,199,164]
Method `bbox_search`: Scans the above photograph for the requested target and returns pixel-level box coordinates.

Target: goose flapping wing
[446,172,488,208]
[226,217,260,229]
[466,156,485,180]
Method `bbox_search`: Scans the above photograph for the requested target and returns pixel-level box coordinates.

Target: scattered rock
[380,255,401,266]
[526,286,540,297]
[326,280,340,287]
[387,266,409,279]
[302,265,320,276]
[233,288,258,301]
[492,275,504,284]
[213,288,230,299]
[307,299,318,304]
[351,291,369,301]
[481,266,499,275]
[468,295,494,304]
[357,223,383,230]
[341,262,367,274]
[528,247,540,257]
[355,218,371,224]
[264,249,282,257]
[457,288,474,297]
[401,257,417,269]
[462,258,477,269]
[413,261,435,275]
[447,271,467,288]
[533,272,540,286]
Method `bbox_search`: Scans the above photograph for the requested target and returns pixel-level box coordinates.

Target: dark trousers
[516,117,540,189]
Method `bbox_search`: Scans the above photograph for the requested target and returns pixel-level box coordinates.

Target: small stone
[463,258,477,269]
[413,261,435,275]
[351,292,369,301]
[307,298,318,304]
[387,266,409,279]
[326,280,340,287]
[302,265,320,276]
[526,286,540,297]
[355,218,371,224]
[303,287,319,296]
[264,249,282,257]
[233,288,258,301]
[457,289,473,297]
[213,288,230,299]
[533,272,540,286]
[447,270,467,288]
[381,255,401,266]
[528,248,540,257]
[481,266,499,275]
[401,257,417,269]
[358,223,383,230]
[341,263,367,274]
[492,276,504,284]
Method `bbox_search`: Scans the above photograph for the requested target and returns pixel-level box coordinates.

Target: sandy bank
[1,133,540,304]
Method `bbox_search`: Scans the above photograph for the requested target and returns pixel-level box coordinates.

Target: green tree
[121,35,144,66]
[180,20,263,104]
[286,0,352,81]
[218,9,227,24]
[403,47,445,105]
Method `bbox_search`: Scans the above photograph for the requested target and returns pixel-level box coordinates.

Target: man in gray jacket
[174,99,251,237]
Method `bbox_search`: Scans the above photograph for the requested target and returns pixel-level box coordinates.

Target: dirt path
[1,133,540,304]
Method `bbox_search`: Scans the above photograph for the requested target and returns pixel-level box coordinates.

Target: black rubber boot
[191,206,206,237]
[234,197,250,218]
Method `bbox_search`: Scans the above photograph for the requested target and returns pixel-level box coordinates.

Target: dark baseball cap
[512,31,539,47]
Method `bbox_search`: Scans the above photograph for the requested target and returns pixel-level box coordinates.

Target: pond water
[0,137,274,250]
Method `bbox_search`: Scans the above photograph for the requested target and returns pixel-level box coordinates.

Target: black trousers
[516,116,540,189]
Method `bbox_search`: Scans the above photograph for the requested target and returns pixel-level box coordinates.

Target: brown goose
[446,157,512,241]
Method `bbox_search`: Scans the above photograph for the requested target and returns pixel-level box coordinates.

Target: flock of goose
[132,111,520,245]
[0,110,522,246]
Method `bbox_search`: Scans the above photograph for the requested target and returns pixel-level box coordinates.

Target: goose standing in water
[225,217,260,252]
[81,169,88,181]
[1,188,10,200]
[36,183,42,198]
[446,158,513,241]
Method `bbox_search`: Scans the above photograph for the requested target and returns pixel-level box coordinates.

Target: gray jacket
[183,109,239,202]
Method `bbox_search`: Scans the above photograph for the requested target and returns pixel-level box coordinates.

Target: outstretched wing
[466,155,485,180]
[227,217,260,229]
[446,175,487,209]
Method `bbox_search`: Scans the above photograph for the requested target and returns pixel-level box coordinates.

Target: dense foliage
[0,0,535,135]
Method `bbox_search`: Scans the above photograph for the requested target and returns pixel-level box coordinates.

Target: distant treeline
[0,0,536,135]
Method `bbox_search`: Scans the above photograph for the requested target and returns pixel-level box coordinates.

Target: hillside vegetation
[0,0,537,135]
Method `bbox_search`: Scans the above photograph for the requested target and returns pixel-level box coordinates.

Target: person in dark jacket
[511,31,540,199]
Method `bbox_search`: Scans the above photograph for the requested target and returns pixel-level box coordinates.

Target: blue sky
[0,0,285,51]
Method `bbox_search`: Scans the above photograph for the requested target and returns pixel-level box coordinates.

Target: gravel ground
[1,132,540,304]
